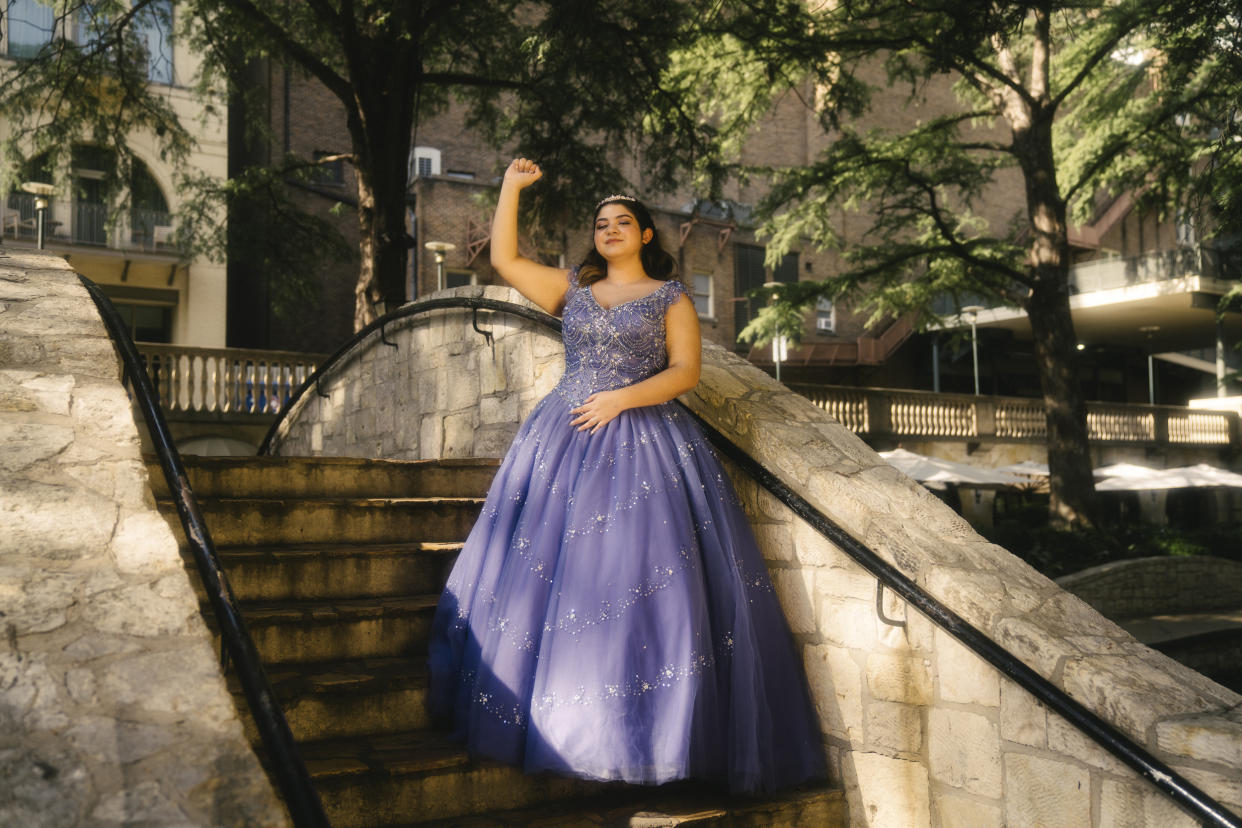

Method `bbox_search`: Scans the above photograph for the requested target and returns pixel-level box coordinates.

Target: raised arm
[490,158,571,315]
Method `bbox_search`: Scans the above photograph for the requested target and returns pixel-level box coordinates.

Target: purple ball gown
[428,270,825,793]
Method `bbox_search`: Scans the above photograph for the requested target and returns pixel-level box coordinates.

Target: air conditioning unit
[409,146,441,179]
[816,317,835,332]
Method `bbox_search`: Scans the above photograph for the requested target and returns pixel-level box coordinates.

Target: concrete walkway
[1118,608,1242,644]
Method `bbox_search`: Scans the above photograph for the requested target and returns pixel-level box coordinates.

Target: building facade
[244,59,1240,409]
[0,0,228,347]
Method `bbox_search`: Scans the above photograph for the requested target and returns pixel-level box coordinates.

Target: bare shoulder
[665,292,701,335]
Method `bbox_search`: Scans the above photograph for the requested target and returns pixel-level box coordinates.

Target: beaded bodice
[553,271,686,408]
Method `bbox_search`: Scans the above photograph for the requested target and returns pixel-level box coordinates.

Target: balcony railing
[136,344,327,419]
[789,384,1241,447]
[1070,247,1233,293]
[2,196,178,254]
[74,202,109,246]
[2,192,39,239]
[931,246,1237,316]
[130,208,174,251]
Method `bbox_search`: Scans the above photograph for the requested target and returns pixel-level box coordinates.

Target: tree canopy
[666,0,1242,526]
[2,0,726,328]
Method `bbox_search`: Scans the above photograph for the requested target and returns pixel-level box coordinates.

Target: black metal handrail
[259,295,1240,828]
[79,275,331,828]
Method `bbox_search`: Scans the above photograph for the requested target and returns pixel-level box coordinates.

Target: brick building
[233,63,1240,406]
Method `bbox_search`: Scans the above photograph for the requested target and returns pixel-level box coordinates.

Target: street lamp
[762,281,789,383]
[962,305,985,395]
[21,181,56,250]
[424,241,456,291]
[1140,325,1160,405]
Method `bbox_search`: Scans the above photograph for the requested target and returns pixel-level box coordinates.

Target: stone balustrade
[0,252,287,826]
[136,343,324,419]
[269,284,1242,828]
[789,383,1241,448]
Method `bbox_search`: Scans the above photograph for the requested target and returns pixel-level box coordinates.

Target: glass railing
[1069,247,1233,293]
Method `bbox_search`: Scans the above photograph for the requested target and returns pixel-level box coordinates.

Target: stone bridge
[4,250,1241,826]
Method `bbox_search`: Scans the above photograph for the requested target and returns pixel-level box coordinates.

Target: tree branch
[1050,7,1140,109]
[900,159,1030,284]
[418,71,527,90]
[203,0,352,101]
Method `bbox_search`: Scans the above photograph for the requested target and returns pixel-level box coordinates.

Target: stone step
[208,595,439,665]
[145,455,499,499]
[407,783,846,827]
[198,542,460,602]
[299,731,613,828]
[233,658,433,743]
[162,496,483,546]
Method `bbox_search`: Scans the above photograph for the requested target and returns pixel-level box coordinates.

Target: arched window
[130,161,171,248]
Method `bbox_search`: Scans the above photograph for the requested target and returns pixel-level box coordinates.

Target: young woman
[427,158,825,793]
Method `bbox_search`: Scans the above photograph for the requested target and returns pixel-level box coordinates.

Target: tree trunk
[346,43,418,332]
[1014,113,1099,528]
[353,160,411,331]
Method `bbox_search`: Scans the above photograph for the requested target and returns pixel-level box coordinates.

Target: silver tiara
[595,194,638,209]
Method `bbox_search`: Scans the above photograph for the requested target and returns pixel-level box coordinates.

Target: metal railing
[258,296,1239,828]
[79,276,330,828]
[74,202,109,246]
[789,384,1240,447]
[129,208,174,250]
[136,344,324,418]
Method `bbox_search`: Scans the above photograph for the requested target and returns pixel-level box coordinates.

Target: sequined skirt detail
[427,392,826,793]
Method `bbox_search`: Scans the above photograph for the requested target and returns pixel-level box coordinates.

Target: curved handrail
[78,276,331,828]
[260,295,1240,828]
[258,297,561,455]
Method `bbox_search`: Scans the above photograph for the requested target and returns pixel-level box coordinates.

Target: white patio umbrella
[1092,462,1163,480]
[879,448,1030,489]
[1095,463,1242,491]
[1000,460,1050,476]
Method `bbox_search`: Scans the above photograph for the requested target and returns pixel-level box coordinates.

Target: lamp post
[1140,325,1160,405]
[761,280,790,382]
[21,182,56,250]
[962,305,985,395]
[423,241,456,291]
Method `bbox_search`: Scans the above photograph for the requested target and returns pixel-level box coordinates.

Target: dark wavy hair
[577,196,678,287]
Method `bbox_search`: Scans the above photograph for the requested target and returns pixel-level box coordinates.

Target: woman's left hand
[570,390,629,434]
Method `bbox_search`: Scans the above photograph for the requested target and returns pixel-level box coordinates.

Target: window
[99,285,176,343]
[134,0,173,84]
[733,245,798,345]
[117,303,173,342]
[774,251,799,284]
[129,161,171,248]
[410,146,441,179]
[311,151,345,186]
[445,269,475,288]
[733,244,766,341]
[5,0,54,57]
[3,1,171,77]
[815,298,835,333]
[72,145,114,246]
[692,273,713,318]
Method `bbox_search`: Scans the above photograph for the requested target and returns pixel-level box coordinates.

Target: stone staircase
[151,455,843,827]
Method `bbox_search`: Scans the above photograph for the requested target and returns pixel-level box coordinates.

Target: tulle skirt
[427,391,825,793]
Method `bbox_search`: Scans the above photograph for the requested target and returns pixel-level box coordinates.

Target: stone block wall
[269,284,1242,828]
[1058,557,1242,618]
[1,252,288,827]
